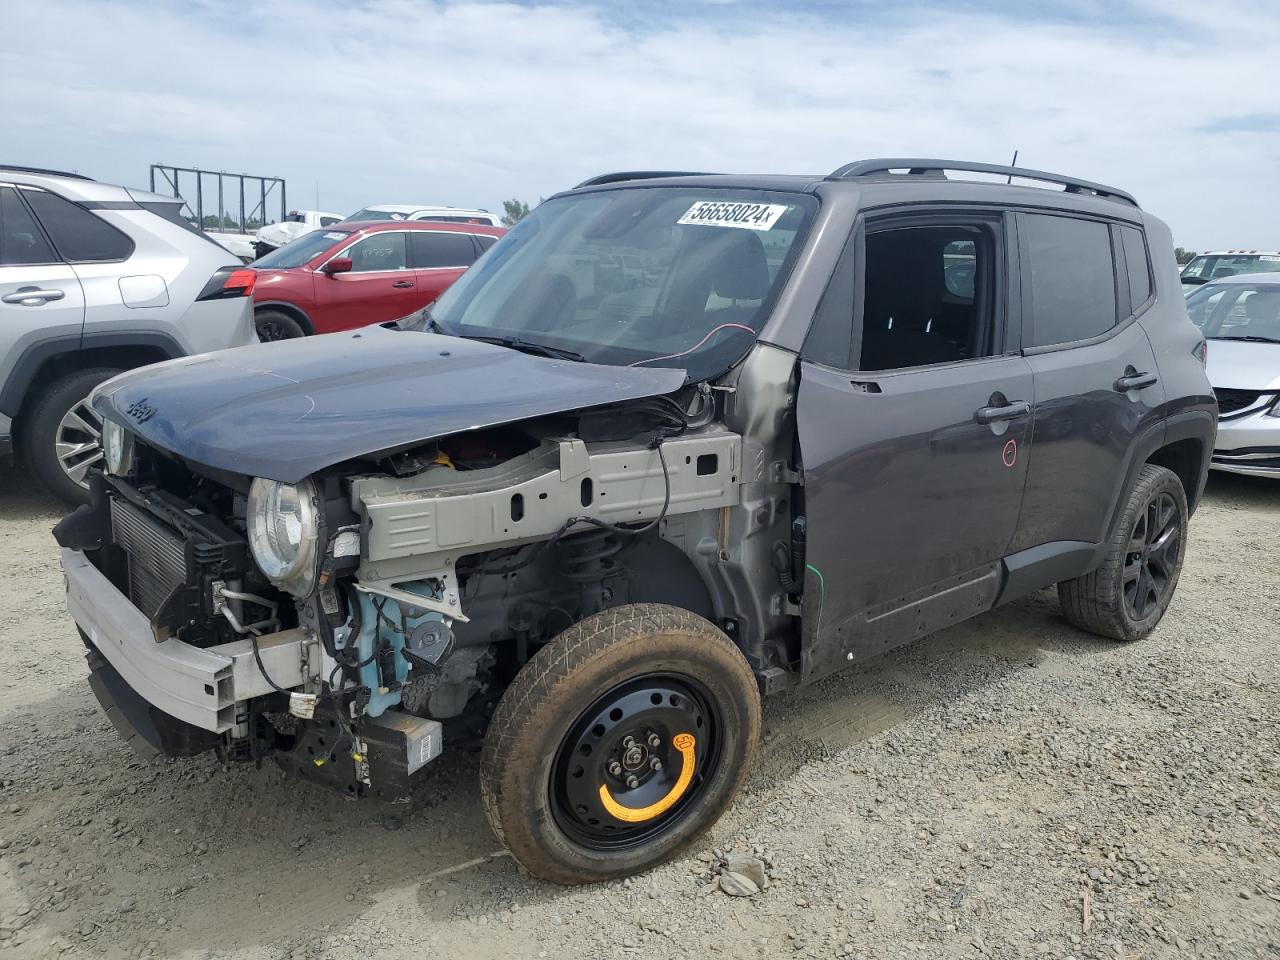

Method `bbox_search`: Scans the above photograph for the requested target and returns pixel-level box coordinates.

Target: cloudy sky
[6,0,1278,249]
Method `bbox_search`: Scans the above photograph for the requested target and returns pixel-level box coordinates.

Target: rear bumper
[61,547,311,733]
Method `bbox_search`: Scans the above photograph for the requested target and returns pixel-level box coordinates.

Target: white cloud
[5,0,1278,248]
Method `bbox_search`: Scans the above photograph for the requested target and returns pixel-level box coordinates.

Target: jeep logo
[125,398,156,424]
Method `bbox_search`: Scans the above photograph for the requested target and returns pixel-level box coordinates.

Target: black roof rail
[574,170,716,189]
[828,158,1138,208]
[0,164,94,182]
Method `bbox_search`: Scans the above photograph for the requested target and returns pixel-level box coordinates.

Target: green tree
[1174,247,1196,265]
[501,198,532,227]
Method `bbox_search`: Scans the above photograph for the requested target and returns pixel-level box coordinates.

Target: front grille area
[1214,388,1263,416]
[111,497,187,618]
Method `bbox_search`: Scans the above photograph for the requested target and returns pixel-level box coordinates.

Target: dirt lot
[0,463,1276,960]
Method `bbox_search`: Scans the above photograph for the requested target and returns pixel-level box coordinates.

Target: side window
[410,231,477,269]
[0,187,57,266]
[1120,225,1152,309]
[857,223,997,371]
[319,216,341,227]
[1021,214,1117,348]
[21,189,134,262]
[345,232,408,272]
[475,235,498,252]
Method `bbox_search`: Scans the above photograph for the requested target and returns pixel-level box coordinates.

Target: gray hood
[1205,338,1280,391]
[92,325,686,482]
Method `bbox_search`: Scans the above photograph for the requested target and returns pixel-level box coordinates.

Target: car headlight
[247,477,320,595]
[102,419,134,476]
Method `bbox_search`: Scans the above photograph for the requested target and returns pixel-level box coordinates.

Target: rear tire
[480,603,761,884]
[255,309,306,341]
[22,367,121,506]
[1058,464,1188,641]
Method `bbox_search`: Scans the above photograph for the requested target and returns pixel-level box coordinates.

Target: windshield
[421,187,816,381]
[346,207,411,222]
[1186,282,1280,341]
[253,229,349,269]
[1182,254,1280,281]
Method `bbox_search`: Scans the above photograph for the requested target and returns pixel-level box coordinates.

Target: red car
[250,220,505,339]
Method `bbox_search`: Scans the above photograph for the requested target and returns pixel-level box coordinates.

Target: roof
[338,220,505,235]
[359,204,494,215]
[1192,251,1280,257]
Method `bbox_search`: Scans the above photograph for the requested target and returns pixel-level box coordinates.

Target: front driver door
[312,231,419,333]
[795,211,1033,683]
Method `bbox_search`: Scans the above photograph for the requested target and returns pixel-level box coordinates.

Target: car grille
[110,497,187,619]
[1214,388,1262,416]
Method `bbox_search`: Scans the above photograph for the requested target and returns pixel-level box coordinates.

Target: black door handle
[975,400,1031,424]
[391,280,414,288]
[1114,370,1157,392]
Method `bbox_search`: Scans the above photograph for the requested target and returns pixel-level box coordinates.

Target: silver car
[1186,273,1280,477]
[0,165,257,502]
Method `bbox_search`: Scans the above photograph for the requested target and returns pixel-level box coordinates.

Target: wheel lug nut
[625,775,639,789]
[649,757,662,771]
[622,736,635,749]
[608,761,622,777]
[647,733,661,748]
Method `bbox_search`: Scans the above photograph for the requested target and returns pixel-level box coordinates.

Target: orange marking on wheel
[598,733,697,823]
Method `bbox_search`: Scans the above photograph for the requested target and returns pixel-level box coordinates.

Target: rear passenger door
[1008,213,1165,553]
[0,185,86,386]
[409,230,479,307]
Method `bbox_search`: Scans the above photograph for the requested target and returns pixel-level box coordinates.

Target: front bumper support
[62,548,312,733]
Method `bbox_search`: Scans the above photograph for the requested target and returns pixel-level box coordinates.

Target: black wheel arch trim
[254,301,315,334]
[0,331,185,419]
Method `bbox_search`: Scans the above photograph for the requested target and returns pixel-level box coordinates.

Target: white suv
[0,165,257,503]
[342,204,502,226]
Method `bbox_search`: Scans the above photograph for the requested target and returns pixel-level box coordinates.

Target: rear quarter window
[1120,225,1152,310]
[23,189,134,262]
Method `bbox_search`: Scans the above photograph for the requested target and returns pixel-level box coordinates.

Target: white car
[1186,273,1280,478]
[254,209,345,257]
[343,204,503,227]
[1181,250,1280,295]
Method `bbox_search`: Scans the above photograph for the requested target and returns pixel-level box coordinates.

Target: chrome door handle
[2,287,66,305]
[974,400,1031,424]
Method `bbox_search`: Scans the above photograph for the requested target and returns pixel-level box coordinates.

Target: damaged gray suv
[56,160,1217,884]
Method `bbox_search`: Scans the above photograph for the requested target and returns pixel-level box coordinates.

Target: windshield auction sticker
[678,200,789,231]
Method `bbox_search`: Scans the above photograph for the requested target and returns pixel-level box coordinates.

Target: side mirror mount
[323,257,353,275]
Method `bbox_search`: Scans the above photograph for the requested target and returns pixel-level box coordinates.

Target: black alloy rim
[550,673,722,850]
[1124,491,1181,621]
[257,318,289,342]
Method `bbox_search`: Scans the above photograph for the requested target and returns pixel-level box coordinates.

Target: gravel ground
[0,462,1276,960]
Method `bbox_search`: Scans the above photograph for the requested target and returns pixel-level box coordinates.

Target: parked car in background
[1185,273,1280,477]
[0,165,256,503]
[254,209,345,258]
[1181,251,1280,294]
[342,204,503,227]
[61,159,1214,884]
[250,220,504,339]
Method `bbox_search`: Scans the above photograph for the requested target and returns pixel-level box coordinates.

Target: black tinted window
[347,232,408,272]
[23,189,134,262]
[410,231,476,268]
[1022,214,1116,347]
[1120,226,1152,309]
[0,187,56,265]
[475,234,498,252]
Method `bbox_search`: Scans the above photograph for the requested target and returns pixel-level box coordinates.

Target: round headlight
[247,477,320,595]
[102,419,134,476]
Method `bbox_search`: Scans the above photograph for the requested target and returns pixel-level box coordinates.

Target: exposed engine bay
[56,370,801,799]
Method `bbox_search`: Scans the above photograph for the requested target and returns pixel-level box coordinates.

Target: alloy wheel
[1123,491,1181,621]
[55,398,104,489]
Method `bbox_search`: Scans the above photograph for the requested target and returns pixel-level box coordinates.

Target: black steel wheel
[1059,463,1188,641]
[550,673,722,850]
[480,604,760,884]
